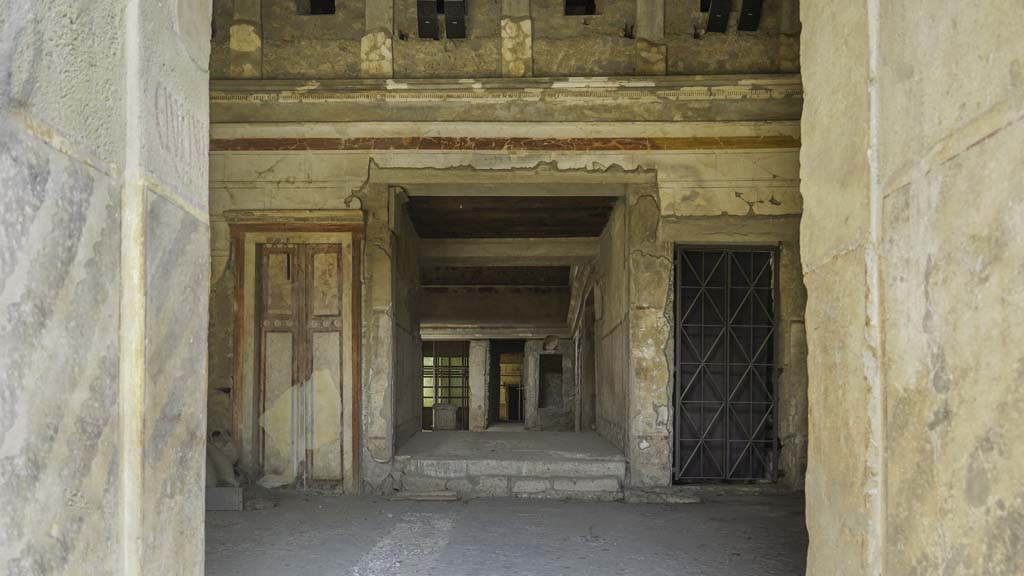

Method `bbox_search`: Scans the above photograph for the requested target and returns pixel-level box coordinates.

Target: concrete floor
[206,493,807,576]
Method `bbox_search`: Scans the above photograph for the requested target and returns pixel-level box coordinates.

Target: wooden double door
[257,243,345,486]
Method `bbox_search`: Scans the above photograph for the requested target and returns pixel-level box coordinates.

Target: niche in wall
[565,0,596,16]
[297,0,336,14]
[539,354,563,409]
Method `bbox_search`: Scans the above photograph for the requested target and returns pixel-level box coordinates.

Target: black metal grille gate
[673,247,778,482]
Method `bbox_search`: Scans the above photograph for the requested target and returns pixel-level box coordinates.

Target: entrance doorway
[256,243,345,486]
[489,340,526,423]
[673,247,778,483]
[422,341,470,430]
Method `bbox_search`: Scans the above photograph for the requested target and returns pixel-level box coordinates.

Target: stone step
[394,455,626,500]
[394,455,626,480]
[397,471,623,500]
[392,431,627,501]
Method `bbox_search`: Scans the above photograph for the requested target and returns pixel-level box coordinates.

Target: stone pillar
[800,2,879,574]
[362,0,394,78]
[2,0,211,570]
[121,0,213,572]
[500,0,533,78]
[625,183,672,487]
[229,0,262,78]
[468,340,490,431]
[523,339,542,428]
[634,0,666,75]
[802,2,1024,575]
[362,183,398,489]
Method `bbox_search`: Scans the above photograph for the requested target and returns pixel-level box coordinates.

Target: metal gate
[673,247,778,483]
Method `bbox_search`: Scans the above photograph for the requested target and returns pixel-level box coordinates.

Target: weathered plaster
[500,17,533,78]
[360,30,394,78]
[2,0,211,572]
[523,339,576,431]
[801,1,1024,574]
[468,340,489,431]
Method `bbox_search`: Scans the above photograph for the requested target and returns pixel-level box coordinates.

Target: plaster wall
[523,339,576,431]
[420,287,570,327]
[801,1,1024,574]
[1,0,211,572]
[359,183,400,489]
[593,202,629,451]
[468,340,490,431]
[392,203,422,447]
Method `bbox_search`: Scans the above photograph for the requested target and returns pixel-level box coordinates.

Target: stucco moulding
[211,135,800,152]
[210,74,803,123]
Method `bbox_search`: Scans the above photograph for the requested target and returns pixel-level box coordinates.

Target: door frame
[227,210,364,493]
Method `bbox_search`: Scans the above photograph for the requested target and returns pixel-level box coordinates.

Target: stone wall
[594,201,629,450]
[392,201,422,447]
[261,0,366,78]
[1,0,211,572]
[523,339,576,430]
[393,0,502,77]
[420,287,570,326]
[801,1,1024,574]
[211,0,800,79]
[355,183,397,489]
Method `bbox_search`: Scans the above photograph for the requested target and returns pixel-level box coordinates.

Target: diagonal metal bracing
[673,247,779,483]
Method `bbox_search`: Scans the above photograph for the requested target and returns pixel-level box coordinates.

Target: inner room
[396,192,630,498]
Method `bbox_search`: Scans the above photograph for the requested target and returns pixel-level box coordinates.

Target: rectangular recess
[444,0,466,38]
[417,0,439,39]
[737,0,763,31]
[706,0,731,33]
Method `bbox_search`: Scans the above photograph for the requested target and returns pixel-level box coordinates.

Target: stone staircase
[392,431,627,500]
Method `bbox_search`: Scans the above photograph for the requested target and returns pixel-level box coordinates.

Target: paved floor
[397,430,624,462]
[206,493,807,576]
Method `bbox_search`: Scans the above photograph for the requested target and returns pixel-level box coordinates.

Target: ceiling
[406,196,618,239]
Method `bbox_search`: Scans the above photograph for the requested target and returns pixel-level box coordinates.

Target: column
[624,183,672,487]
[124,0,212,570]
[468,340,490,431]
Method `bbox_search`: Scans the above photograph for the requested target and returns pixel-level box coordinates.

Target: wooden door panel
[310,251,340,317]
[262,332,295,478]
[257,243,345,485]
[305,245,344,480]
[310,331,342,479]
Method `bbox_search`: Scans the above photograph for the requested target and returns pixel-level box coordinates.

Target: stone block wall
[1,0,211,572]
[801,1,1024,574]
